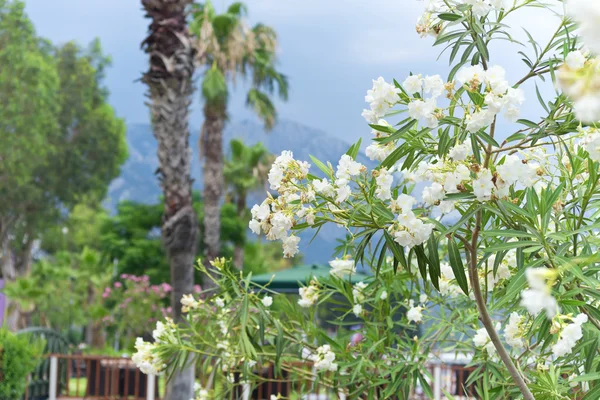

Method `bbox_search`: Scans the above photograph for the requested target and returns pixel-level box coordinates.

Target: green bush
[0,330,44,400]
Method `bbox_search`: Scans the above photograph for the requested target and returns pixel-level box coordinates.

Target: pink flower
[114,282,122,288]
[350,333,363,346]
[194,285,202,294]
[162,283,172,292]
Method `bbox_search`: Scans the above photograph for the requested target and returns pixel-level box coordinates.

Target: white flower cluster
[387,193,435,248]
[463,0,508,17]
[480,251,514,291]
[473,326,496,355]
[457,65,525,130]
[309,344,338,372]
[520,267,559,318]
[504,312,526,350]
[298,279,319,308]
[439,262,462,296]
[181,294,202,313]
[365,120,396,162]
[416,0,509,38]
[152,319,174,344]
[406,298,425,323]
[250,151,315,258]
[192,382,209,400]
[405,73,445,128]
[329,258,356,278]
[132,337,166,375]
[552,314,588,358]
[557,50,600,123]
[352,281,368,317]
[581,127,600,162]
[362,77,401,123]
[568,0,600,55]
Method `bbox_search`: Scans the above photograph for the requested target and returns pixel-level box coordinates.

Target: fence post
[433,364,442,400]
[48,356,58,400]
[146,374,156,400]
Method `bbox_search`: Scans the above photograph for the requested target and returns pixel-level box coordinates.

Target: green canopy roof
[251,264,371,292]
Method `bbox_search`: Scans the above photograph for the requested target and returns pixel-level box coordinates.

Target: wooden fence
[25,354,476,400]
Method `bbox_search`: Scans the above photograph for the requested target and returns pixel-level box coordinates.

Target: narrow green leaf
[448,237,469,295]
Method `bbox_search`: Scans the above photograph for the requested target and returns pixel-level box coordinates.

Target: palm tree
[190,1,288,284]
[140,1,197,399]
[224,139,273,269]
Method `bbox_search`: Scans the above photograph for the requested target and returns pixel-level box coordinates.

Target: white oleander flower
[380,290,388,300]
[312,178,335,197]
[390,193,417,214]
[298,280,319,308]
[424,74,445,98]
[353,281,368,303]
[473,327,496,354]
[566,50,587,70]
[249,219,261,235]
[132,337,166,375]
[215,298,225,308]
[407,299,424,323]
[365,77,401,117]
[309,345,338,372]
[181,294,201,313]
[336,155,364,180]
[552,314,588,358]
[448,142,471,161]
[464,0,491,17]
[262,296,273,308]
[403,74,423,94]
[466,110,495,133]
[422,182,445,206]
[375,167,394,200]
[472,169,495,201]
[335,180,352,203]
[504,312,526,350]
[520,267,559,318]
[329,258,356,277]
[353,304,363,317]
[581,128,600,161]
[282,235,301,258]
[456,65,486,86]
[567,0,600,54]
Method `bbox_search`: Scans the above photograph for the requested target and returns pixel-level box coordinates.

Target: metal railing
[26,354,476,400]
[25,354,158,400]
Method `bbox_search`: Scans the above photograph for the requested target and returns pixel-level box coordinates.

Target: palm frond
[246,88,276,130]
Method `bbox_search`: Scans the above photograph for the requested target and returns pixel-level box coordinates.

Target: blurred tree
[190,1,288,285]
[224,139,273,268]
[0,0,60,279]
[0,1,126,330]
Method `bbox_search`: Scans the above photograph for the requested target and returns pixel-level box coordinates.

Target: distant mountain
[105,119,372,264]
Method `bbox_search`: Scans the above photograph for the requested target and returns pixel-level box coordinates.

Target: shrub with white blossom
[136,1,600,399]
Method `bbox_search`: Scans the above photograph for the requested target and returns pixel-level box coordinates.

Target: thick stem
[201,105,225,288]
[470,212,534,400]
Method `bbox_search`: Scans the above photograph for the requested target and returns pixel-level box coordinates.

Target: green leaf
[309,155,333,179]
[427,235,441,290]
[484,240,538,253]
[438,12,462,21]
[448,237,469,295]
[414,245,429,281]
[475,35,489,61]
[346,138,363,159]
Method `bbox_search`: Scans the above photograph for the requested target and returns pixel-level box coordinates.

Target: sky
[24,0,562,144]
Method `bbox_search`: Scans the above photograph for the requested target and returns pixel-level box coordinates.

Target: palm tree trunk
[233,193,246,270]
[201,105,225,286]
[141,1,197,399]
